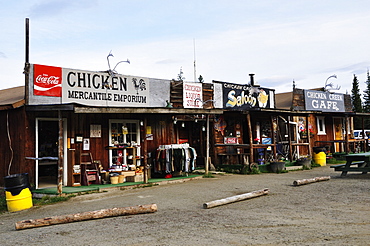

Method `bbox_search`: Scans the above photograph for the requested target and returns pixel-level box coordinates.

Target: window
[109,119,140,167]
[317,116,326,135]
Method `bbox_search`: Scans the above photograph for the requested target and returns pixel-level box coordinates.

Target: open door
[333,117,344,152]
[36,118,67,189]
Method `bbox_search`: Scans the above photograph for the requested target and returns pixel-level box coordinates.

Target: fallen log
[293,176,331,186]
[15,203,157,230]
[203,188,269,209]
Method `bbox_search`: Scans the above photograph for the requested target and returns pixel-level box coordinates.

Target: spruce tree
[363,70,370,113]
[362,70,370,128]
[351,74,363,112]
[351,74,363,129]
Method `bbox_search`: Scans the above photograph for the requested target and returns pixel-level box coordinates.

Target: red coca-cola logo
[33,64,62,97]
[35,74,60,85]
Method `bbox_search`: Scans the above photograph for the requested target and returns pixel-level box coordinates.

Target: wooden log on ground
[203,188,269,209]
[15,204,157,230]
[293,176,331,186]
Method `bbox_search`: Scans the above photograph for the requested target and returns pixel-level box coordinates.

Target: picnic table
[330,152,370,176]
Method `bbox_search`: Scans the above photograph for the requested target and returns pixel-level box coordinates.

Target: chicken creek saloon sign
[222,82,272,110]
[32,64,149,107]
[304,89,345,112]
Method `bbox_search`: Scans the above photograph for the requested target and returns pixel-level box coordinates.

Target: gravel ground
[0,165,369,246]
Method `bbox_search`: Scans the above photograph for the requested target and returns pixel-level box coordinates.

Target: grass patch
[0,189,76,214]
[248,166,261,175]
[326,157,346,164]
[203,173,215,178]
[0,193,6,214]
[33,194,75,206]
[132,183,158,189]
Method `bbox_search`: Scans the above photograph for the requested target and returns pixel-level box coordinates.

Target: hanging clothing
[154,144,197,174]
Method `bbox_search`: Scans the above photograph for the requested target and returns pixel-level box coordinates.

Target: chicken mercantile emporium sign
[32,64,149,107]
[304,89,345,112]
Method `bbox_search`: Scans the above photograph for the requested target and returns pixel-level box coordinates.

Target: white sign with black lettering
[304,89,345,112]
[62,68,149,107]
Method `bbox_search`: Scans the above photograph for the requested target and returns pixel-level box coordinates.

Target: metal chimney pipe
[249,74,255,86]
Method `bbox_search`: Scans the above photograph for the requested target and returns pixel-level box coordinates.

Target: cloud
[320,62,370,76]
[28,0,70,18]
[28,0,97,19]
[0,52,6,58]
[155,59,182,65]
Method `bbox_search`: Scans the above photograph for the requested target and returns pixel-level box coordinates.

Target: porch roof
[0,86,25,110]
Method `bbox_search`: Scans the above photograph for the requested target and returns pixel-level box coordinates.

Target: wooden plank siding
[0,107,34,184]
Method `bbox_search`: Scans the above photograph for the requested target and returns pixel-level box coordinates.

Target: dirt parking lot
[0,165,369,245]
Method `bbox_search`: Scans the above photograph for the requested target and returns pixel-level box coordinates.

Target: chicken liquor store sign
[32,64,149,107]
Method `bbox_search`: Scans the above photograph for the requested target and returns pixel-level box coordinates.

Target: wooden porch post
[246,112,254,163]
[143,118,148,183]
[345,115,349,153]
[288,115,293,161]
[58,110,64,195]
[271,115,276,159]
[205,114,210,175]
[307,115,312,157]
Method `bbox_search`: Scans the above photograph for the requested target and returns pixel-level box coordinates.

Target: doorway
[333,117,344,152]
[36,118,67,189]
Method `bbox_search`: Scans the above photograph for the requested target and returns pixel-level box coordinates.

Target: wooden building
[275,87,365,156]
[6,63,351,189]
[0,64,224,188]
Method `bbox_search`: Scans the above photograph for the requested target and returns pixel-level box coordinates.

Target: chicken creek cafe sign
[32,64,149,107]
[304,89,345,112]
[222,82,272,110]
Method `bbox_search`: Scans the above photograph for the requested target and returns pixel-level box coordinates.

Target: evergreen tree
[351,74,363,129]
[362,70,370,128]
[363,70,370,113]
[351,74,363,113]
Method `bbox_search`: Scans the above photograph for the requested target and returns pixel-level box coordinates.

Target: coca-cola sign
[33,64,62,97]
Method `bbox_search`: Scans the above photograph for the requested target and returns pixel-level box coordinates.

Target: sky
[1,0,370,95]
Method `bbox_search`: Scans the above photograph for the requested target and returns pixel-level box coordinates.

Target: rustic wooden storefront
[0,63,225,188]
[212,109,312,166]
[276,88,365,155]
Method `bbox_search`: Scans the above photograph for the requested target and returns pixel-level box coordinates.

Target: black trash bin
[313,147,326,154]
[3,173,33,212]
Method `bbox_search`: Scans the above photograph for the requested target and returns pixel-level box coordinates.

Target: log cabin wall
[0,80,218,187]
[170,80,183,108]
[63,112,176,171]
[0,107,33,186]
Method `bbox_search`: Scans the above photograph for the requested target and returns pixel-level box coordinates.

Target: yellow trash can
[5,188,33,212]
[313,147,326,166]
[4,173,33,212]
